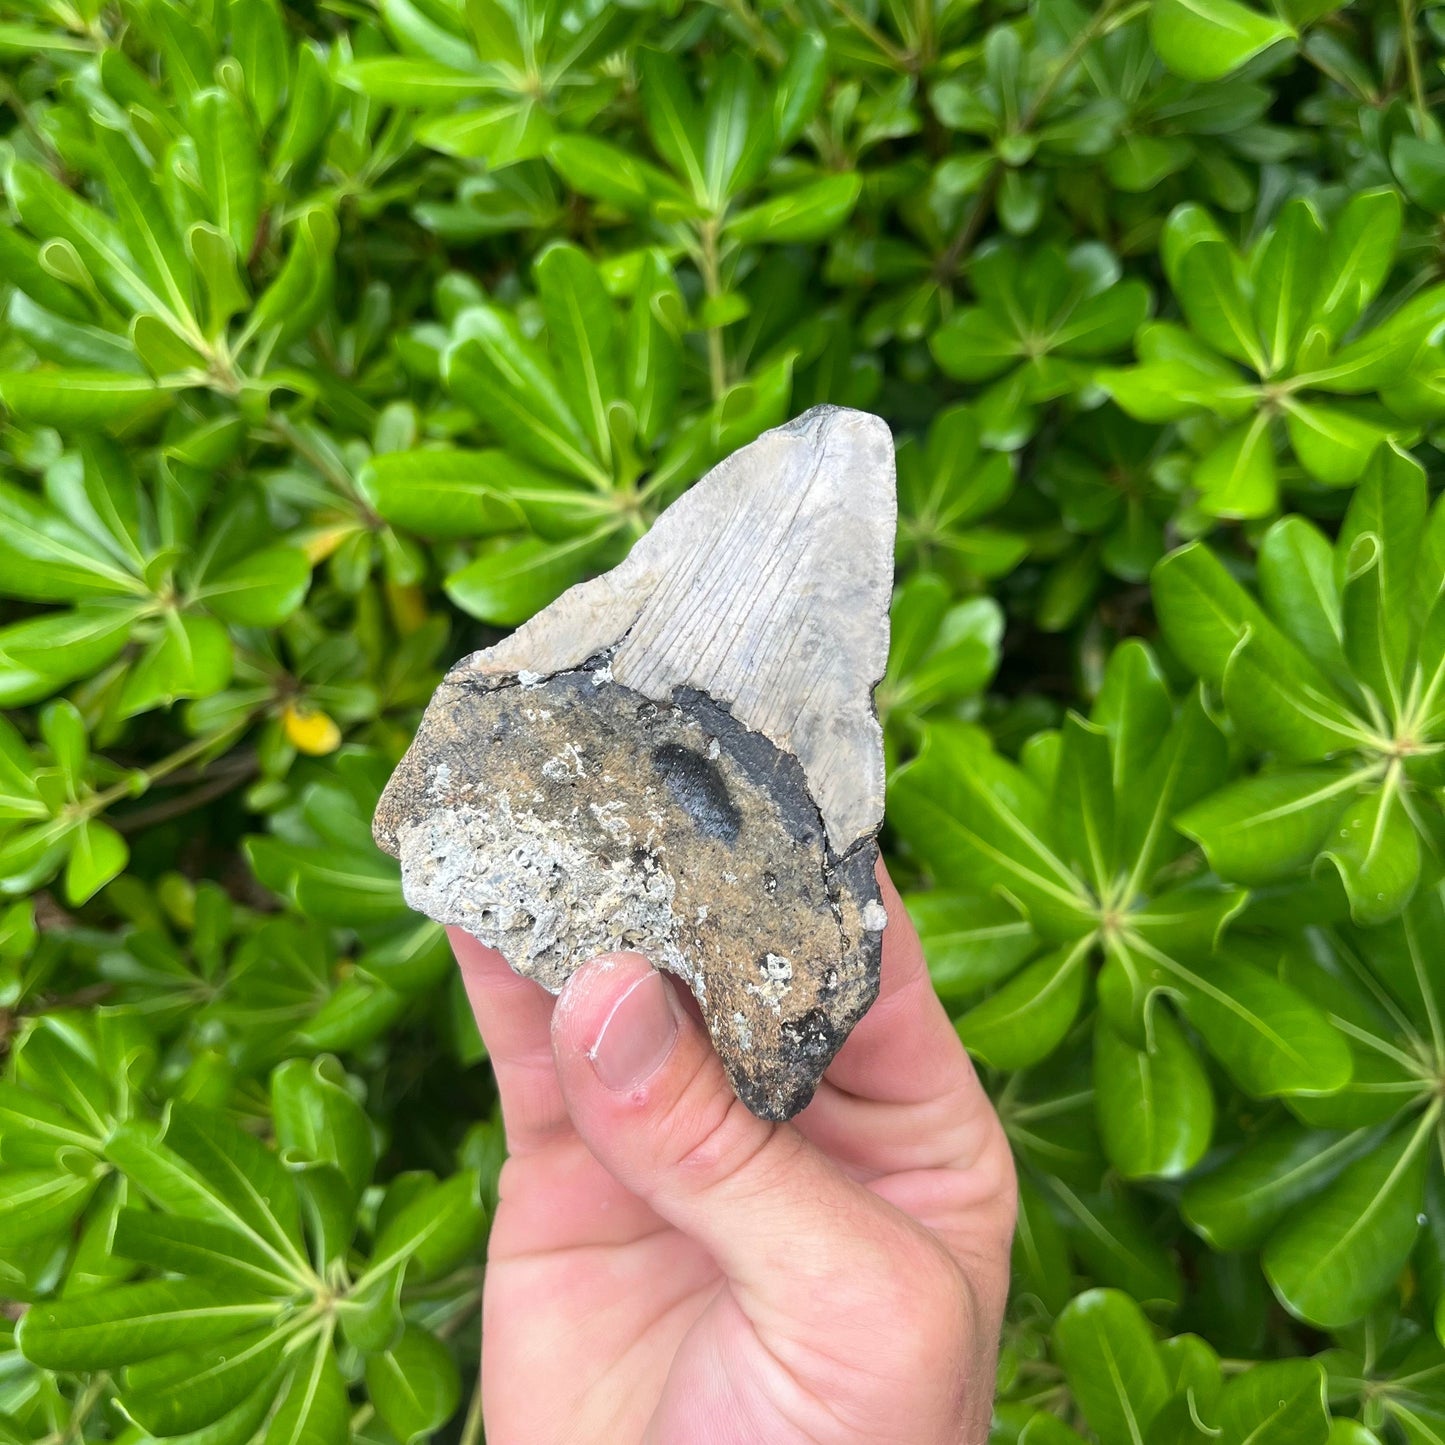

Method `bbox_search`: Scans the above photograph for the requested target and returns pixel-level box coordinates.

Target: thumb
[549,953,927,1313]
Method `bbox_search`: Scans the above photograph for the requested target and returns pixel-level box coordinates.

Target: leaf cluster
[2,0,1445,1441]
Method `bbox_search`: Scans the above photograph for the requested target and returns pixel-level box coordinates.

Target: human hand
[449,860,1017,1445]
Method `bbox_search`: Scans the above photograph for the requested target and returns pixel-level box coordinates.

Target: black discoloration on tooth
[650,743,741,844]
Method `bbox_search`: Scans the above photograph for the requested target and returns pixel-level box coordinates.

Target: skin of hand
[449,860,1017,1445]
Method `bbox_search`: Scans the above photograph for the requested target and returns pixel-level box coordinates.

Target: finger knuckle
[668,1079,783,1190]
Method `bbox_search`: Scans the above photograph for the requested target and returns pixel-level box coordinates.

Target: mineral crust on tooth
[373,405,897,1121]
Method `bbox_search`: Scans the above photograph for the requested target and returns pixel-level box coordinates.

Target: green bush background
[1,0,1445,1438]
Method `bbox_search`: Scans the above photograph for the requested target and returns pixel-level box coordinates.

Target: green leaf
[1283,400,1391,487]
[1257,515,1346,682]
[361,449,529,538]
[444,316,604,485]
[17,1279,276,1370]
[703,54,773,205]
[364,1326,461,1442]
[930,308,1024,383]
[112,1208,298,1293]
[1092,641,1173,797]
[955,939,1090,1069]
[417,97,554,166]
[1182,1123,1379,1251]
[231,0,289,126]
[1019,1412,1089,1443]
[1253,198,1324,372]
[727,174,864,244]
[1167,949,1353,1098]
[1195,413,1276,519]
[1053,1288,1170,1444]
[445,530,612,627]
[264,1338,349,1445]
[1179,768,1367,885]
[0,371,172,426]
[123,1327,286,1436]
[1052,1182,1184,1308]
[1012,1175,1073,1317]
[1052,713,1116,891]
[1319,781,1420,925]
[1094,1009,1214,1180]
[340,57,490,104]
[118,611,233,717]
[1307,287,1445,394]
[275,41,336,171]
[338,1256,404,1354]
[775,31,827,148]
[272,1055,375,1202]
[908,890,1037,1003]
[624,253,684,447]
[889,726,1093,940]
[1218,1359,1330,1445]
[1326,1426,1384,1445]
[364,1169,483,1284]
[1219,628,1365,762]
[42,697,88,784]
[0,1081,101,1160]
[1153,541,1274,685]
[380,0,473,67]
[1100,337,1254,421]
[187,223,250,337]
[1263,1111,1435,1327]
[245,205,339,354]
[1150,0,1295,82]
[92,124,195,337]
[199,547,312,626]
[193,88,263,257]
[1169,228,1266,372]
[107,1105,307,1274]
[65,819,129,904]
[5,156,164,317]
[545,136,683,212]
[0,227,91,321]
[0,1166,100,1244]
[1311,189,1403,345]
[638,50,707,201]
[536,244,620,469]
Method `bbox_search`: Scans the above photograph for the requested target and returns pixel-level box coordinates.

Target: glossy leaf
[1053,1289,1170,1443]
[1094,1010,1214,1180]
[1263,1113,1436,1327]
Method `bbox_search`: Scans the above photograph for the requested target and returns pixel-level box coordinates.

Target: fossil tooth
[373,405,897,1121]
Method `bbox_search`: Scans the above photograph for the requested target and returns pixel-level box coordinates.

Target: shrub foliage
[1,0,1444,1439]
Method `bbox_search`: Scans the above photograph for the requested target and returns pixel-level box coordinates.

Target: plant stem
[1400,0,1428,136]
[50,1373,110,1445]
[697,220,728,401]
[113,752,260,833]
[459,1371,486,1445]
[715,0,787,66]
[83,716,258,821]
[268,414,376,520]
[823,0,910,67]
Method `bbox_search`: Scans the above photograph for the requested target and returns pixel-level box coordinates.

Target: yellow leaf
[386,580,428,635]
[283,703,341,755]
[301,524,359,564]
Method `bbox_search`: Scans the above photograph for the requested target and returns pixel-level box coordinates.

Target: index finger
[448,927,573,1156]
